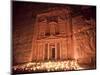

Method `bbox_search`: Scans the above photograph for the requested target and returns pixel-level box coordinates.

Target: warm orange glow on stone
[13,2,96,74]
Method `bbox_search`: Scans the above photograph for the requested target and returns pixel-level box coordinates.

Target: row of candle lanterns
[13,60,83,73]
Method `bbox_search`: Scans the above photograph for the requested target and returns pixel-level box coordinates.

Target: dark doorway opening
[51,48,55,60]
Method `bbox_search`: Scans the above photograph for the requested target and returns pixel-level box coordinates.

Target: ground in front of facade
[12,60,96,74]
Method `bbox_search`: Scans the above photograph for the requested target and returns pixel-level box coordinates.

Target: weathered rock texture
[13,2,96,66]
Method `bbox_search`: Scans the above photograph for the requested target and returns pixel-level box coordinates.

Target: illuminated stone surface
[13,2,96,73]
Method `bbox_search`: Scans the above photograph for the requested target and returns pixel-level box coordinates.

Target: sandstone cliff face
[72,16,96,64]
[13,11,34,64]
[13,25,33,64]
[13,2,96,65]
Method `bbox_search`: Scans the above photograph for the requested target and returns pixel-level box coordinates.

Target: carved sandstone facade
[31,7,74,61]
[31,7,96,64]
[13,7,96,65]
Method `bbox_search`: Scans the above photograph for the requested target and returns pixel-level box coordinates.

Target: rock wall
[13,18,34,65]
[13,2,96,65]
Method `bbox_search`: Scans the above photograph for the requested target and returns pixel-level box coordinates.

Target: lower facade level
[32,37,74,61]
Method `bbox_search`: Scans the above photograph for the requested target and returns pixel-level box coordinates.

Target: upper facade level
[33,7,72,40]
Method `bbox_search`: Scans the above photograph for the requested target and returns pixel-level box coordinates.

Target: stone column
[36,43,38,61]
[55,43,57,60]
[48,43,49,60]
[43,43,45,61]
[60,43,61,60]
